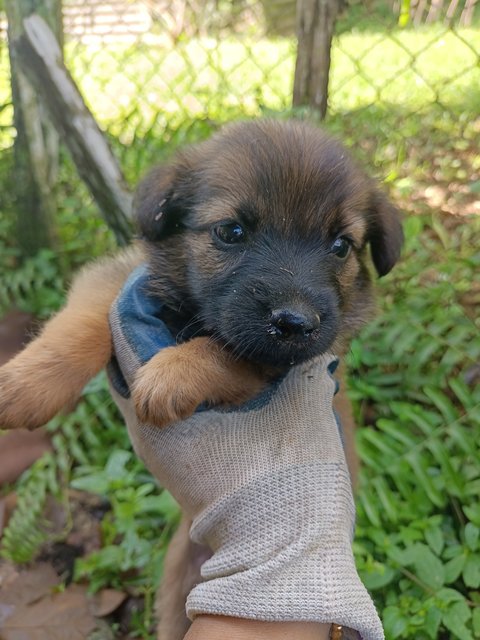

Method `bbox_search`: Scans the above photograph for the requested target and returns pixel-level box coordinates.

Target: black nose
[267,308,320,340]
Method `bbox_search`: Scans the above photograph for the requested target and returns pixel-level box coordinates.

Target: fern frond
[0,451,65,563]
[0,250,64,318]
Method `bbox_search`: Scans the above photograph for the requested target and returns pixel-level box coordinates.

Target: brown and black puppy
[0,119,402,639]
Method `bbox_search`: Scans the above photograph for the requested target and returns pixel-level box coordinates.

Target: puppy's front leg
[0,249,142,430]
[132,337,268,428]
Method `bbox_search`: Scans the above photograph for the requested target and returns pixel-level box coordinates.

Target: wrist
[184,615,331,640]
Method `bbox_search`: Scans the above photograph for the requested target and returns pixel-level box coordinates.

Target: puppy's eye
[330,237,352,259]
[213,222,246,245]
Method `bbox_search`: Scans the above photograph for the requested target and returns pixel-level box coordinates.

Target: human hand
[108,266,384,640]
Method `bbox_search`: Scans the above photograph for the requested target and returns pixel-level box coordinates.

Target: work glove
[107,265,384,640]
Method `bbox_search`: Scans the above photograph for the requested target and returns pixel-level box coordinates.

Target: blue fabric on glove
[106,264,175,399]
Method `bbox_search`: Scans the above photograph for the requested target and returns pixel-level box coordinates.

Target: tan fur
[0,247,143,430]
[333,362,360,489]
[133,337,268,427]
[156,518,207,640]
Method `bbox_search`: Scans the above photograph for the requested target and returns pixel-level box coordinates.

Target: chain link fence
[59,0,480,125]
[0,0,479,216]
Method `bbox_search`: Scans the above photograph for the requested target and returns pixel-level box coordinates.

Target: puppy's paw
[131,337,270,428]
[132,347,205,428]
[0,366,44,430]
[0,356,84,430]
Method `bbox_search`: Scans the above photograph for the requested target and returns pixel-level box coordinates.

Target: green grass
[0,14,479,640]
[330,26,480,113]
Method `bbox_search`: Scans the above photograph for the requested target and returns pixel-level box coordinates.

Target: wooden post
[293,0,342,119]
[13,16,133,245]
[5,0,63,257]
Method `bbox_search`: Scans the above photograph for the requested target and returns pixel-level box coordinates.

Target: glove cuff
[186,544,382,639]
[186,462,384,640]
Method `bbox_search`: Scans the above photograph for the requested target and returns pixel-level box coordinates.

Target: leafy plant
[0,249,65,319]
[349,214,480,639]
[72,447,180,593]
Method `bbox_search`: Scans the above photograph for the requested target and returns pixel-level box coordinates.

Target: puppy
[0,119,403,639]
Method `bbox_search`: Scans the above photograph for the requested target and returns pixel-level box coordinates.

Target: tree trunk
[293,0,342,119]
[5,0,63,257]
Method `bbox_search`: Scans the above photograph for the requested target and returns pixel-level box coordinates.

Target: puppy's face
[136,120,403,367]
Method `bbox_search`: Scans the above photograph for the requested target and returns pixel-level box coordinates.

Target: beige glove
[108,266,384,640]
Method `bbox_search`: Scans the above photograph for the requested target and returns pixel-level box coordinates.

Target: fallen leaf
[0,602,15,626]
[90,588,127,617]
[0,569,126,639]
[0,563,60,607]
[0,561,19,592]
[0,584,98,640]
[0,430,52,486]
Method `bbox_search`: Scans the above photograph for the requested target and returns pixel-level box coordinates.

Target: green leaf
[358,492,381,528]
[432,214,451,249]
[463,555,480,588]
[411,544,445,590]
[425,526,444,556]
[105,450,132,478]
[386,544,415,566]
[472,607,480,637]
[372,476,399,523]
[70,471,110,496]
[424,606,442,640]
[464,505,480,527]
[405,452,444,508]
[436,588,467,604]
[383,606,408,639]
[444,554,467,584]
[449,426,475,456]
[450,378,475,409]
[442,600,473,640]
[361,564,397,591]
[423,386,458,423]
[465,523,480,551]
[426,438,465,497]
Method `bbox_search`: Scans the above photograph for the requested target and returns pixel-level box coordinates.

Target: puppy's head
[135,120,403,366]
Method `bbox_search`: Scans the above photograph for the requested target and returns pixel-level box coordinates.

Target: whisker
[231,335,261,362]
[174,311,208,344]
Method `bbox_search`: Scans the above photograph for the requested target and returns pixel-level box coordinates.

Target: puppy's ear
[134,163,193,241]
[367,189,404,277]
